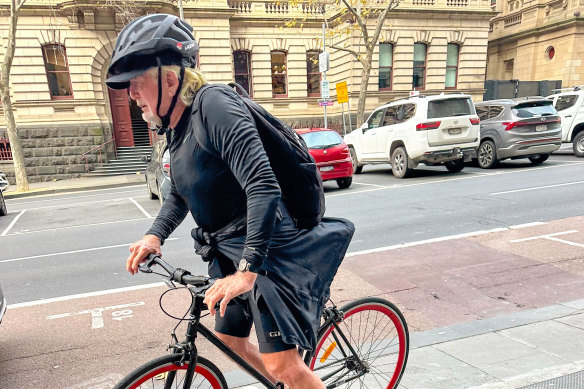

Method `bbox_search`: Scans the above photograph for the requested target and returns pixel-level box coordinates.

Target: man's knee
[262,350,306,382]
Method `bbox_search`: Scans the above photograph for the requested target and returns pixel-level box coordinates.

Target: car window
[427,97,474,119]
[396,104,416,123]
[512,101,557,118]
[555,94,579,111]
[300,131,342,149]
[367,109,385,130]
[488,105,504,119]
[382,106,398,126]
[476,105,489,121]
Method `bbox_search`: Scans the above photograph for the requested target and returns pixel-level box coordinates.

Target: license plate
[320,166,334,172]
[448,128,462,135]
[536,124,547,132]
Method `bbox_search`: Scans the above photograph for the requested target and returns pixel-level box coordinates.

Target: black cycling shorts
[214,288,296,354]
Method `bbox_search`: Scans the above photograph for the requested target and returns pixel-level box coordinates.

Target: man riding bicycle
[106,14,354,389]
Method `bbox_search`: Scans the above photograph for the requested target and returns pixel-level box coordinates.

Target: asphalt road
[1,152,584,304]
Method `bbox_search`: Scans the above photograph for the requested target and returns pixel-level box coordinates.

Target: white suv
[546,87,584,157]
[345,93,480,178]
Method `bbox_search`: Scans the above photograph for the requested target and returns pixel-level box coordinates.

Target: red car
[296,128,353,189]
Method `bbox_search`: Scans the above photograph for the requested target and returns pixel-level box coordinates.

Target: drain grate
[517,370,584,389]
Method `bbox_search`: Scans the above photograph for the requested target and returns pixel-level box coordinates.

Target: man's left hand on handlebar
[204,271,257,317]
[126,235,162,275]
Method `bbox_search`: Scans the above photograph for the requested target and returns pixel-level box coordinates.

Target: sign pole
[322,23,327,129]
[341,103,346,135]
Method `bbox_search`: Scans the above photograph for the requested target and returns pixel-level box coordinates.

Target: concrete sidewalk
[228,299,584,389]
[3,173,146,199]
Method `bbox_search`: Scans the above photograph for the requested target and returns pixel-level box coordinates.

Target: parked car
[0,282,5,324]
[0,170,8,216]
[474,98,562,168]
[143,139,171,204]
[546,86,584,157]
[344,92,480,178]
[296,128,353,189]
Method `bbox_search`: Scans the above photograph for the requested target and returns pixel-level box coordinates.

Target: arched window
[233,50,252,96]
[306,50,321,97]
[271,50,287,97]
[413,43,427,90]
[445,43,459,89]
[42,44,73,99]
[379,42,393,90]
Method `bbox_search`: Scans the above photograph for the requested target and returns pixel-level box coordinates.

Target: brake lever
[164,278,177,289]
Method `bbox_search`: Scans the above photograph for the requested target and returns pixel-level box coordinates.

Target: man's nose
[128,84,139,99]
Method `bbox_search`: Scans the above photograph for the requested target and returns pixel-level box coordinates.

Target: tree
[288,0,400,125]
[0,0,29,191]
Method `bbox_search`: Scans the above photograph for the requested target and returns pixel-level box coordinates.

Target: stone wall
[1,124,108,184]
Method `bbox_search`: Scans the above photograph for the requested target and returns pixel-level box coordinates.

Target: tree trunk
[1,0,29,191]
[356,52,373,126]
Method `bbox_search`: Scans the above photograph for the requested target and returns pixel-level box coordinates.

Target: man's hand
[204,271,257,317]
[126,235,162,275]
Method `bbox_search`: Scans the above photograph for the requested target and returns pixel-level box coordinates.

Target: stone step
[91,165,147,174]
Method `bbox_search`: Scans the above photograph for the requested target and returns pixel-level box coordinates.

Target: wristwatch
[238,258,251,273]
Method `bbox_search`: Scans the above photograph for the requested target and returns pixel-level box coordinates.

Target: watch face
[239,259,248,272]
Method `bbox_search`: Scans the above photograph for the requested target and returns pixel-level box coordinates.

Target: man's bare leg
[262,348,325,389]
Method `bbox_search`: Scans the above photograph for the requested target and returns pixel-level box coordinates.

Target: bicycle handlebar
[140,254,210,287]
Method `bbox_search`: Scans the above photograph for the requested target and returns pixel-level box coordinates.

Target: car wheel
[336,177,352,189]
[391,147,412,179]
[573,132,584,158]
[0,192,6,216]
[445,158,465,173]
[477,140,498,169]
[349,147,363,174]
[528,154,549,165]
[146,177,158,200]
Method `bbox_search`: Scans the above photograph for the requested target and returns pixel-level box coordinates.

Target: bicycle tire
[308,297,409,389]
[113,353,228,389]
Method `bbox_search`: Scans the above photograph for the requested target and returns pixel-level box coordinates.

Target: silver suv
[474,98,561,168]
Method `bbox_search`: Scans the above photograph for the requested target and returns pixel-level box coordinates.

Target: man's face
[128,71,162,126]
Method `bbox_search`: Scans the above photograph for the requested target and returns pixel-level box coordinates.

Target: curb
[3,181,145,199]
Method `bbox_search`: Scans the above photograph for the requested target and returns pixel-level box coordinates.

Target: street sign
[321,80,330,99]
[336,81,348,104]
[319,52,329,73]
[318,100,334,107]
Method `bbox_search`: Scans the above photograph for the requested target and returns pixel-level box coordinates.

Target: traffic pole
[322,23,327,129]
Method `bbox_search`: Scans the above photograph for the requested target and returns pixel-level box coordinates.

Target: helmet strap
[155,58,185,132]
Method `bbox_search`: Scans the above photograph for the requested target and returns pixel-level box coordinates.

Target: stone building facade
[0,0,493,182]
[487,0,584,87]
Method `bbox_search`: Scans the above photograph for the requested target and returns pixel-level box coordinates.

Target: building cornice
[489,17,583,45]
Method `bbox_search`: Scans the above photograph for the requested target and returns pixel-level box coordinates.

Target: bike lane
[1,216,583,388]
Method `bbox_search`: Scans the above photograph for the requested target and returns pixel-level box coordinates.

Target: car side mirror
[141,155,151,162]
[360,123,368,132]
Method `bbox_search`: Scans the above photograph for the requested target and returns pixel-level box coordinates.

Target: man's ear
[165,70,180,97]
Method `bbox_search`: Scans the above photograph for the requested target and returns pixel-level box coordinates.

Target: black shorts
[214,288,296,354]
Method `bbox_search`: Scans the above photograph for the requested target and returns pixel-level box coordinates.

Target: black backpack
[194,82,325,230]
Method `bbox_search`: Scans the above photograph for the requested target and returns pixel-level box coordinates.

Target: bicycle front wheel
[308,297,409,389]
[113,354,228,389]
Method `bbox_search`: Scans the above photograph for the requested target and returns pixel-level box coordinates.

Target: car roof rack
[551,85,583,93]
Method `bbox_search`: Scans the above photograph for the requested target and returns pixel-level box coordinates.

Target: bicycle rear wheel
[113,354,227,389]
[308,297,409,389]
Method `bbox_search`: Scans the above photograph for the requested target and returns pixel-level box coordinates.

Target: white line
[509,222,547,229]
[129,198,152,218]
[0,238,178,264]
[546,237,584,248]
[7,186,145,206]
[10,197,131,212]
[1,209,26,236]
[510,230,578,243]
[4,217,153,236]
[7,282,165,309]
[491,180,584,196]
[350,182,389,188]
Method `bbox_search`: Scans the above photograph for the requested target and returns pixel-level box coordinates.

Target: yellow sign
[336,81,349,104]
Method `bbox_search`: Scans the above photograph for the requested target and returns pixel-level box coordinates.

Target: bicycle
[113,254,409,389]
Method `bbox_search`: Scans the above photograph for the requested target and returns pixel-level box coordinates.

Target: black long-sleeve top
[146,85,282,271]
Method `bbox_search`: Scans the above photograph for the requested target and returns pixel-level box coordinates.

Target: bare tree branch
[340,0,368,44]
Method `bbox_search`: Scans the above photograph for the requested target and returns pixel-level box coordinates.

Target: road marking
[9,197,133,212]
[1,209,26,236]
[6,221,549,308]
[8,282,165,309]
[490,180,584,196]
[0,237,178,264]
[350,182,389,188]
[5,217,153,236]
[6,186,145,206]
[47,302,145,329]
[511,230,584,248]
[129,197,152,218]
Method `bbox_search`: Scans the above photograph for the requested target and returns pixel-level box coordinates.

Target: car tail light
[503,117,561,131]
[416,121,441,131]
[163,163,171,176]
[469,117,480,125]
[340,146,350,155]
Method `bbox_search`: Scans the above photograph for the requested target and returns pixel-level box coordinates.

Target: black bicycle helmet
[106,14,198,90]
